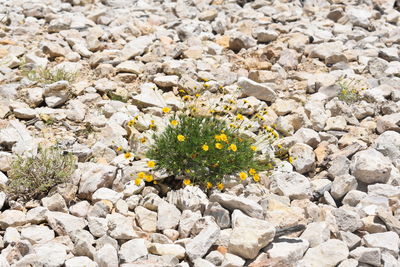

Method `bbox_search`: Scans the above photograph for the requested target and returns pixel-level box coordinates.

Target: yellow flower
[124,152,133,159]
[277,144,283,149]
[202,144,209,151]
[145,174,153,182]
[185,169,191,173]
[203,83,210,88]
[177,135,185,142]
[183,179,191,186]
[236,114,244,120]
[215,143,223,149]
[127,119,136,127]
[288,156,294,164]
[215,134,228,142]
[195,93,200,97]
[116,146,122,152]
[137,172,146,179]
[249,168,256,176]
[229,123,237,128]
[170,120,178,126]
[239,172,248,180]
[182,95,191,101]
[253,174,260,182]
[140,137,147,143]
[250,145,257,151]
[147,161,156,168]
[134,178,142,186]
[162,107,171,113]
[217,183,224,190]
[206,182,213,189]
[228,144,237,152]
[201,78,209,82]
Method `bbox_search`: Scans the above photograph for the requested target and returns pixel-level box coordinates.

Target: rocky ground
[1,0,400,266]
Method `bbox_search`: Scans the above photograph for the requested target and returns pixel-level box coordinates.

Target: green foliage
[20,63,76,84]
[7,146,76,200]
[147,114,265,189]
[337,78,365,103]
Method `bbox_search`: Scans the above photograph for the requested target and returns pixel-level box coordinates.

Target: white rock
[135,206,157,232]
[167,186,209,212]
[331,174,358,200]
[237,77,277,102]
[119,238,148,263]
[75,162,117,199]
[65,256,98,267]
[267,237,309,262]
[107,213,138,240]
[116,61,144,74]
[87,216,108,237]
[20,225,55,244]
[94,243,119,267]
[298,239,349,267]
[186,222,221,261]
[45,211,87,236]
[148,243,186,259]
[350,246,381,266]
[221,253,245,267]
[350,149,393,184]
[0,210,27,229]
[288,143,316,174]
[154,75,179,88]
[41,193,68,212]
[270,172,312,200]
[92,188,123,204]
[228,210,275,259]
[33,242,68,267]
[363,231,400,256]
[209,193,263,219]
[157,201,181,231]
[300,222,330,247]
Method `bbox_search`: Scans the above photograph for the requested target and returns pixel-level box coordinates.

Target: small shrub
[147,114,266,190]
[337,77,366,103]
[20,63,76,84]
[7,146,76,200]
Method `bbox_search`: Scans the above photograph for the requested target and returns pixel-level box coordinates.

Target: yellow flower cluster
[238,168,260,183]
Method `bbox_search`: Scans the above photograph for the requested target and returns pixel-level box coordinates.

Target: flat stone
[238,77,277,102]
[210,193,264,219]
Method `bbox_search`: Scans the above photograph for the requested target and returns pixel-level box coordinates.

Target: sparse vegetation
[337,77,366,103]
[20,62,76,84]
[7,146,76,200]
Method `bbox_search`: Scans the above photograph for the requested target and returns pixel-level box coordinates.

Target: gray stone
[204,202,231,229]
[332,208,363,232]
[350,247,381,266]
[87,216,108,238]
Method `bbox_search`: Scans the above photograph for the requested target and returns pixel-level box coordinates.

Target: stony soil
[0,0,400,266]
